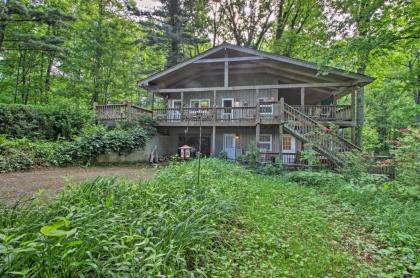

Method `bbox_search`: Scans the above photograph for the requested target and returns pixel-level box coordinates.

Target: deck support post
[256,123,260,156]
[180,91,184,119]
[211,126,216,156]
[224,50,229,88]
[279,97,285,163]
[151,92,155,115]
[126,101,132,121]
[213,90,217,121]
[300,87,305,108]
[255,88,261,161]
[351,90,356,143]
[93,102,97,122]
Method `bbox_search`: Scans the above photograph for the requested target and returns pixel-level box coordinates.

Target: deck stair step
[283,103,360,167]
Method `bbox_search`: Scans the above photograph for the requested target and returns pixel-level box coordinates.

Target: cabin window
[259,134,272,152]
[259,98,273,114]
[190,99,210,108]
[282,135,292,151]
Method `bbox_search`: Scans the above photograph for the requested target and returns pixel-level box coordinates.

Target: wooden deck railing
[291,105,352,121]
[95,102,152,122]
[153,107,258,122]
[153,104,352,123]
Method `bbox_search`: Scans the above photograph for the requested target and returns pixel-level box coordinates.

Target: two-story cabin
[139,43,373,166]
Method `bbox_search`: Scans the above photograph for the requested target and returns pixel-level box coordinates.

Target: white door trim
[171,99,182,108]
[221,98,234,119]
[223,133,236,160]
[170,99,182,120]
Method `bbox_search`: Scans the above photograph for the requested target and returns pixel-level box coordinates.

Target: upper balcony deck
[152,103,354,127]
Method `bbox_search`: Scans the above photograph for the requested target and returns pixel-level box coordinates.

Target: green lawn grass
[0,159,418,277]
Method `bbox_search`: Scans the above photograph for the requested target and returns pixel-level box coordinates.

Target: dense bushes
[285,170,346,187]
[0,103,91,140]
[0,124,156,172]
[54,125,153,166]
[0,137,60,172]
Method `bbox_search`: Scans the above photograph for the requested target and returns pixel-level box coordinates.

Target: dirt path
[0,166,156,205]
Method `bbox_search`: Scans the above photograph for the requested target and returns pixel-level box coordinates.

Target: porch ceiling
[140,43,373,99]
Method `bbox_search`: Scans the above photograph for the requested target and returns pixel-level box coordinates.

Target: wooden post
[300,87,305,108]
[213,90,217,122]
[279,97,284,163]
[333,95,337,105]
[211,126,216,156]
[224,61,228,88]
[351,90,356,143]
[224,49,229,88]
[256,123,260,152]
[151,92,155,120]
[255,88,261,160]
[280,97,285,123]
[126,100,132,121]
[93,102,97,122]
[256,88,260,119]
[180,91,184,119]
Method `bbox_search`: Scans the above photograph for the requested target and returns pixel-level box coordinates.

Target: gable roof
[138,43,374,88]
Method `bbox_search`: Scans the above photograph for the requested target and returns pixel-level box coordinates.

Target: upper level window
[259,98,273,114]
[259,134,272,152]
[190,99,210,109]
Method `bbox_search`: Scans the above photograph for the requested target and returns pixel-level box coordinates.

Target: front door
[223,134,236,160]
[222,98,234,119]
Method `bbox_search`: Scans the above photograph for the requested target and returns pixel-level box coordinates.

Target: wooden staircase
[283,103,360,167]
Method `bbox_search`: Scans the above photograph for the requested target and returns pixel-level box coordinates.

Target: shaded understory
[0,159,418,277]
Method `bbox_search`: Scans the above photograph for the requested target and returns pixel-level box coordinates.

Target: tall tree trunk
[44,54,53,103]
[20,51,28,104]
[212,8,217,47]
[14,49,23,103]
[408,58,420,126]
[166,0,182,67]
[39,52,44,102]
[0,23,6,50]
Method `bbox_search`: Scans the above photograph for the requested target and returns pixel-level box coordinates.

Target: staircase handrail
[284,103,361,151]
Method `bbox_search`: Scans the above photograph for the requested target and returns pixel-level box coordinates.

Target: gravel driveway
[0,166,156,205]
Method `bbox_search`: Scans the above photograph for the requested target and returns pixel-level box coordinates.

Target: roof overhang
[139,43,374,91]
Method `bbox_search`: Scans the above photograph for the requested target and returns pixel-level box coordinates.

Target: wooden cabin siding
[167,88,280,108]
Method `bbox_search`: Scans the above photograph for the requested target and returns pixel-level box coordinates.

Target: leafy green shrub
[0,123,155,171]
[218,150,228,159]
[0,102,91,140]
[54,125,153,166]
[117,115,156,136]
[286,170,346,187]
[254,162,284,175]
[391,128,419,187]
[300,148,320,167]
[0,136,61,172]
[0,149,34,171]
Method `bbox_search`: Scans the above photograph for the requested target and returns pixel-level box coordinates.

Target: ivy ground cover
[0,159,418,277]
